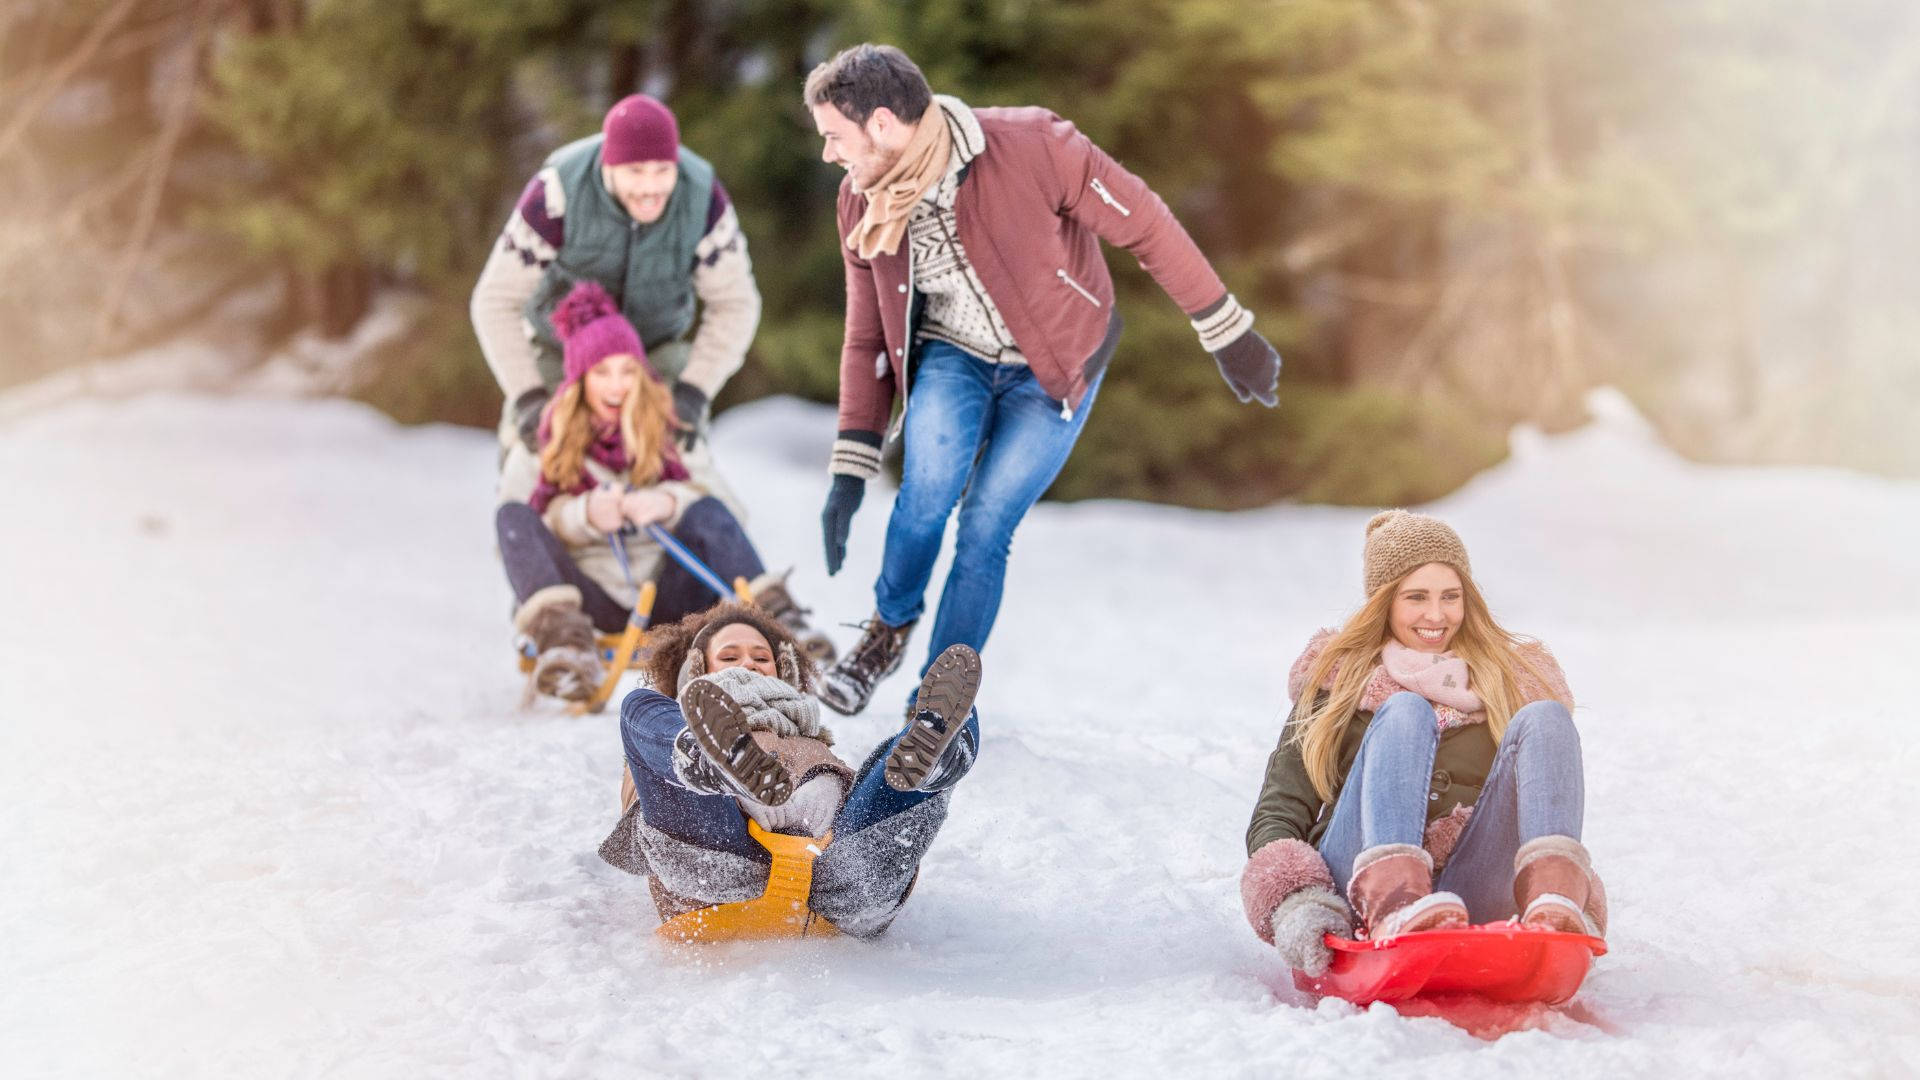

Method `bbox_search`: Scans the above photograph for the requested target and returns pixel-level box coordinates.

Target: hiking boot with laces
[748,569,836,665]
[819,615,916,717]
[884,644,981,792]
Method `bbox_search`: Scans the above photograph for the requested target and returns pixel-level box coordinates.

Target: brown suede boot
[1347,843,1469,941]
[515,585,602,702]
[1513,836,1606,936]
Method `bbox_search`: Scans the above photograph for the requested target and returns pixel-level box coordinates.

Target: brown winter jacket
[832,98,1230,444]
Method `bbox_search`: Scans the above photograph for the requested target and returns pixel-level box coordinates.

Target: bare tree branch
[93,1,222,348]
[0,0,143,161]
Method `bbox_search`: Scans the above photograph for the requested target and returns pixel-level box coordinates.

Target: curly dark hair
[643,601,818,699]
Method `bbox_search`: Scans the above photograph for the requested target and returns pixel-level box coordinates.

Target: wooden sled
[514,568,753,715]
[655,819,840,943]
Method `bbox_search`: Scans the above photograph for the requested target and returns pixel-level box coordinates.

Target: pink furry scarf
[1286,629,1573,733]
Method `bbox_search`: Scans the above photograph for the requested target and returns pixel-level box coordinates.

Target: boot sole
[680,680,794,806]
[884,644,981,791]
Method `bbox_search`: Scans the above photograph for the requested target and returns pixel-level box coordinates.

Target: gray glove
[510,386,551,453]
[1269,885,1355,976]
[739,773,845,837]
[672,383,709,452]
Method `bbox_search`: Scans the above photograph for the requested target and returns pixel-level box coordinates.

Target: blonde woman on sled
[598,601,983,938]
[1241,511,1606,977]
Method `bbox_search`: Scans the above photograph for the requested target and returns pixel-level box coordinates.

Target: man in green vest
[474,95,836,657]
[471,94,761,502]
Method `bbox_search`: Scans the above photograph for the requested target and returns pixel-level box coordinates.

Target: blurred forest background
[2,0,1916,507]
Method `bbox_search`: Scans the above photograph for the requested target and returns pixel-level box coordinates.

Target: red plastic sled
[1294,924,1606,1005]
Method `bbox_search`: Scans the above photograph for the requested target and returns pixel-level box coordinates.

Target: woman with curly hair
[598,601,984,937]
[494,281,826,702]
[1240,510,1605,977]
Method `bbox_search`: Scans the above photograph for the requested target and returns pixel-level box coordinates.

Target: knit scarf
[846,106,953,260]
[528,416,689,514]
[1380,641,1483,715]
[1288,629,1488,734]
[681,667,832,744]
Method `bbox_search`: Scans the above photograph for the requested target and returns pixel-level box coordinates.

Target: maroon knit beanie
[551,281,647,386]
[602,94,679,165]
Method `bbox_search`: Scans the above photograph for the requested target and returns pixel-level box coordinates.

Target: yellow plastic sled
[655,819,840,942]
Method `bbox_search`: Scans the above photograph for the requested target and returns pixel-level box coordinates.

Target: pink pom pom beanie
[551,281,646,386]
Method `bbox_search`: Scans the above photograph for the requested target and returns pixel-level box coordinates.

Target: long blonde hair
[537,371,677,491]
[1289,566,1569,803]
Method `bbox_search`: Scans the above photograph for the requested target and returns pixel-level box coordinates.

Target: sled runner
[655,819,840,942]
[1296,924,1605,1005]
[515,523,753,713]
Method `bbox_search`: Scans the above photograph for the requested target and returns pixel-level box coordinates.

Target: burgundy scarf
[529,417,690,514]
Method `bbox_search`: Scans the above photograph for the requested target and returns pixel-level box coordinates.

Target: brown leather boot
[1348,843,1469,941]
[1513,835,1606,936]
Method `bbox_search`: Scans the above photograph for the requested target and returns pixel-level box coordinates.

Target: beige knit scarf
[846,108,952,259]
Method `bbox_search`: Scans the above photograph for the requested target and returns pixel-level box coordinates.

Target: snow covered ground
[3,388,1918,1078]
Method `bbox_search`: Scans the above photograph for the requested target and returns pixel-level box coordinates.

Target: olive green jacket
[1244,705,1496,857]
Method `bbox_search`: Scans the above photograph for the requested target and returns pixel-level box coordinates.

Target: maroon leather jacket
[832,105,1229,457]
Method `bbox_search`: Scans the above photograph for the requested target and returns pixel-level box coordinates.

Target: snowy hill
[3,390,1917,1078]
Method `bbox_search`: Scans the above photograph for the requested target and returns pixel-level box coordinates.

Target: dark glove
[510,386,551,453]
[672,383,709,452]
[820,474,865,576]
[1213,328,1281,407]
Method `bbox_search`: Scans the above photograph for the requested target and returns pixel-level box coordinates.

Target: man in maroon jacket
[807,44,1281,718]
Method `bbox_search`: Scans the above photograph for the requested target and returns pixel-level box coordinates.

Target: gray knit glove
[1269,885,1355,976]
[740,773,845,837]
[672,383,709,451]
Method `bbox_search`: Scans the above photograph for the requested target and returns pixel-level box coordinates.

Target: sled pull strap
[643,523,736,601]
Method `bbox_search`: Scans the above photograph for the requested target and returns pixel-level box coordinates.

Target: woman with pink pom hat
[494,281,823,703]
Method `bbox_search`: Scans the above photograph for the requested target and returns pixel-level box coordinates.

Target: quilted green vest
[522,136,715,386]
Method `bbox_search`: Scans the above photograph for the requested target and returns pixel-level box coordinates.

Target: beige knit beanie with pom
[1362,510,1471,597]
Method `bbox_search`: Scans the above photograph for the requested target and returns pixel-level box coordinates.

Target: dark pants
[496,496,766,633]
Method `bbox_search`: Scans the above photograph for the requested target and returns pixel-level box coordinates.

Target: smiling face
[1388,562,1465,653]
[705,622,778,678]
[581,353,641,426]
[602,159,678,223]
[810,102,908,190]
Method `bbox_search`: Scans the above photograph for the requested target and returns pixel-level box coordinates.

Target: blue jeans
[1316,692,1583,922]
[875,341,1102,682]
[618,689,979,853]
